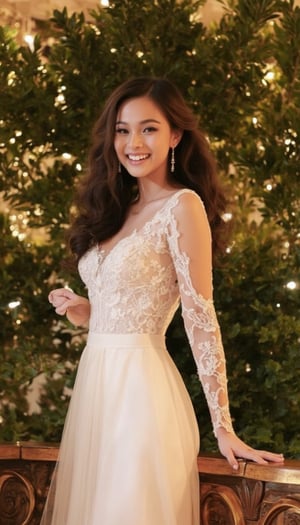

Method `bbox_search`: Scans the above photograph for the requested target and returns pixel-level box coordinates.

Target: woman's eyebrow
[115,118,161,125]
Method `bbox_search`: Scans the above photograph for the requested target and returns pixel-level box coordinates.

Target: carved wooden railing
[198,454,300,525]
[0,443,57,524]
[0,442,299,524]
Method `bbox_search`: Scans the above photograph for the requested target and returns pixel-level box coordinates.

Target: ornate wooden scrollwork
[1,446,299,524]
[0,470,35,525]
[260,497,300,525]
[201,484,246,525]
[237,478,264,520]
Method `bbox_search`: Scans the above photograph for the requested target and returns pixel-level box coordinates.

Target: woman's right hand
[48,288,91,326]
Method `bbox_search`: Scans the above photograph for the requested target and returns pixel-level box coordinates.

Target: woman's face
[114,96,181,185]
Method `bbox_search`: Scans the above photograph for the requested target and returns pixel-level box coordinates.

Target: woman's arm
[48,288,91,326]
[167,191,284,469]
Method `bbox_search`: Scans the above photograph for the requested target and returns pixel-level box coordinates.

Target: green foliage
[0,0,299,457]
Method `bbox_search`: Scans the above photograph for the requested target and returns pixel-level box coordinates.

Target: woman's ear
[171,129,183,148]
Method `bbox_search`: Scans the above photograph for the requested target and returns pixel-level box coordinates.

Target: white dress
[41,188,233,525]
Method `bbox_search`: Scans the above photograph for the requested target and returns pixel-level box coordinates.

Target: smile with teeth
[127,154,150,161]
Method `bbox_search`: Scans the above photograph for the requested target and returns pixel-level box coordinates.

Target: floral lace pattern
[78,189,233,436]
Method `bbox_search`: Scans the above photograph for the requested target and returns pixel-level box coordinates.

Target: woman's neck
[137,179,182,205]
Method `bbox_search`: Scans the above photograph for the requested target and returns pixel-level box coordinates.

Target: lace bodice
[79,189,233,436]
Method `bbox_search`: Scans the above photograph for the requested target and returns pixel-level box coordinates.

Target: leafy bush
[0,0,299,457]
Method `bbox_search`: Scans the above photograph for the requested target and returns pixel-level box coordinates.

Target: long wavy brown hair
[68,77,228,262]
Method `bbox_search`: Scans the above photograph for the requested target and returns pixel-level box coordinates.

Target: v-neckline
[97,188,192,262]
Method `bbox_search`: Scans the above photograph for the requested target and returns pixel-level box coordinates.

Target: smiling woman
[40,77,284,525]
[114,97,182,188]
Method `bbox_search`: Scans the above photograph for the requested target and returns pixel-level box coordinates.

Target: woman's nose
[128,132,143,148]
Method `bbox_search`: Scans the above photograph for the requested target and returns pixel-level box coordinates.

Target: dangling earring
[171,147,175,173]
[118,162,122,174]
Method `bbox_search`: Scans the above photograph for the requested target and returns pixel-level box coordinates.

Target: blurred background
[0,0,299,456]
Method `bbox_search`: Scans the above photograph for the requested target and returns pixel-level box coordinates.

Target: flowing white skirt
[41,333,200,525]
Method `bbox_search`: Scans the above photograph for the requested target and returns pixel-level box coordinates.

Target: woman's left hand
[216,428,284,471]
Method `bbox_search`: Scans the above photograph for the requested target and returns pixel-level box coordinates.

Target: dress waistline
[87,332,166,349]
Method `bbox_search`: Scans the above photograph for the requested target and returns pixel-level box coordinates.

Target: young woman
[42,77,283,525]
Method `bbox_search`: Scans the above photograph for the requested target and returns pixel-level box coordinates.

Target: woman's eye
[115,128,128,134]
[143,127,157,133]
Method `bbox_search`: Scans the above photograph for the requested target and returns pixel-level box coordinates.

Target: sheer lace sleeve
[167,190,234,437]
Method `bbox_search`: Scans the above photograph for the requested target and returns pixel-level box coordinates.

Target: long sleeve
[167,190,234,437]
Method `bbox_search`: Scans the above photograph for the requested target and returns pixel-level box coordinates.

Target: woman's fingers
[218,432,284,470]
[55,304,68,315]
[242,449,284,464]
[224,449,240,470]
[49,288,87,317]
[49,289,76,307]
[225,447,284,469]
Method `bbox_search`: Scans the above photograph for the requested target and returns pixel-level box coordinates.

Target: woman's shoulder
[167,187,205,213]
[165,188,209,230]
